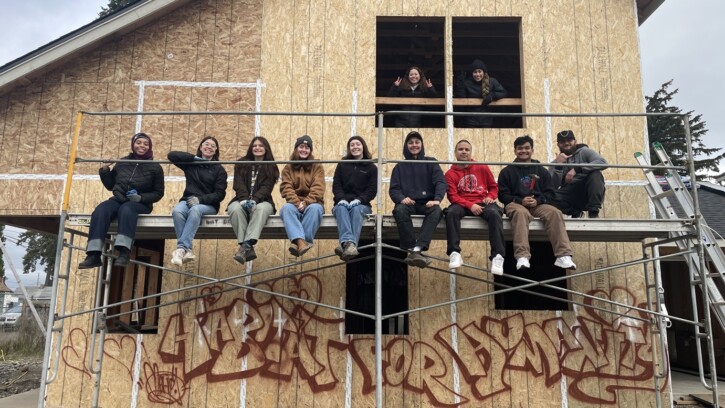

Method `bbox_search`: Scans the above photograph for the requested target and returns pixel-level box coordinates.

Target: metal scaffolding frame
[34,109,722,408]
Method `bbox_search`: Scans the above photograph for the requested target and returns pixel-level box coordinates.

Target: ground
[0,330,43,399]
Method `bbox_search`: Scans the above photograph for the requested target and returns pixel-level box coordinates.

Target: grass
[0,318,45,360]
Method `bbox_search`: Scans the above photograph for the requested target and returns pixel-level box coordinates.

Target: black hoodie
[497,159,555,206]
[388,135,447,204]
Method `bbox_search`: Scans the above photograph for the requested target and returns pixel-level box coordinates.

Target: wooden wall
[0,0,667,407]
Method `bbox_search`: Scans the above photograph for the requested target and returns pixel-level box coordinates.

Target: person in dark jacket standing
[550,130,608,218]
[498,135,575,271]
[387,66,438,128]
[389,131,447,268]
[332,136,377,261]
[78,132,165,269]
[453,59,507,128]
[227,136,279,264]
[445,140,505,274]
[168,136,228,266]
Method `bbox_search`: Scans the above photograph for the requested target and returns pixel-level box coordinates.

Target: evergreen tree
[17,230,57,286]
[99,0,141,18]
[645,80,724,179]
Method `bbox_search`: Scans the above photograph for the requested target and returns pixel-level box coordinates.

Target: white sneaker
[182,249,196,263]
[449,252,463,269]
[554,255,576,269]
[171,248,184,266]
[491,254,504,275]
[516,257,530,270]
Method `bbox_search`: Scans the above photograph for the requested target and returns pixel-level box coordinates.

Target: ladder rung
[651,190,674,200]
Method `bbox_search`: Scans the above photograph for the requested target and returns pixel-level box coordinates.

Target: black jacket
[453,76,507,104]
[332,161,377,206]
[389,140,447,204]
[387,83,438,113]
[168,151,228,212]
[497,160,555,206]
[100,154,165,210]
[229,161,279,213]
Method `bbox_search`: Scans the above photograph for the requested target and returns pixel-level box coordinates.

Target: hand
[565,169,576,184]
[239,200,248,208]
[393,76,402,86]
[337,200,350,208]
[101,159,112,170]
[424,79,433,88]
[126,189,138,197]
[425,200,440,208]
[349,199,361,208]
[554,152,570,164]
[243,199,256,210]
[127,194,141,203]
[522,196,537,208]
[193,156,209,161]
[297,201,306,212]
[470,203,483,216]
[401,197,415,206]
[187,196,200,207]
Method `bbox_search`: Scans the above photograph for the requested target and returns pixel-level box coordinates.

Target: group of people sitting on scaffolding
[77,59,607,276]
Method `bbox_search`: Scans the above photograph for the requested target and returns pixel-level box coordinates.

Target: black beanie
[470,59,487,72]
[295,135,313,151]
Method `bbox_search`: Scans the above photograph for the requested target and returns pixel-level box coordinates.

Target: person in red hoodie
[444,140,505,274]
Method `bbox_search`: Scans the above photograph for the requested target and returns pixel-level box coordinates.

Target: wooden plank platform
[375,96,522,106]
[66,214,691,242]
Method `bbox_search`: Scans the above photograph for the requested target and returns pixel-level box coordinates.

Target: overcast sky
[1,1,723,288]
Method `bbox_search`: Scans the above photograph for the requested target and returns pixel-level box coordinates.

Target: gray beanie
[295,135,313,151]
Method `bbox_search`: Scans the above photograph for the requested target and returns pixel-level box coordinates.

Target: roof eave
[0,0,193,96]
[637,0,667,25]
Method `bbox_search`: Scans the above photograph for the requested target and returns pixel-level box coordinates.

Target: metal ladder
[635,142,723,399]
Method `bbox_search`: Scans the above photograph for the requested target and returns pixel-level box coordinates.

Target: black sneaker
[405,251,431,268]
[587,210,600,219]
[334,246,345,260]
[570,211,583,218]
[114,247,130,268]
[78,252,102,269]
[244,243,257,261]
[233,244,246,264]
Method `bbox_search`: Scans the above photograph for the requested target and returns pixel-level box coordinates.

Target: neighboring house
[0,1,675,407]
[0,278,19,313]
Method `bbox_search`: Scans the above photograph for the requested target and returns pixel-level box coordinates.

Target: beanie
[470,59,487,72]
[295,135,313,151]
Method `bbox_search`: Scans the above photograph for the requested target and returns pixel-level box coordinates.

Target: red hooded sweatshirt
[445,160,499,209]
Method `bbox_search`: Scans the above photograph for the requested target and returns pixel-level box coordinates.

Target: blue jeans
[333,203,371,245]
[172,201,217,250]
[86,199,151,253]
[279,203,323,243]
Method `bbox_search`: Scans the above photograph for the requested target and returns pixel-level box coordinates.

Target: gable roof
[664,181,725,238]
[0,0,193,96]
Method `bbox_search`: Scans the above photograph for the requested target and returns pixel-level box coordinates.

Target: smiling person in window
[454,59,507,128]
[387,66,438,128]
[78,132,165,270]
[167,136,228,266]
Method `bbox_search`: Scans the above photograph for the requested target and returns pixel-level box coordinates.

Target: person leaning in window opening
[389,131,447,268]
[167,136,228,266]
[279,135,325,257]
[497,135,576,271]
[78,133,165,269]
[387,66,438,128]
[444,140,505,275]
[227,136,280,264]
[332,136,377,261]
[550,130,608,219]
[453,59,507,128]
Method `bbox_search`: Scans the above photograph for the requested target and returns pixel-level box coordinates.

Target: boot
[78,252,102,269]
[114,247,131,268]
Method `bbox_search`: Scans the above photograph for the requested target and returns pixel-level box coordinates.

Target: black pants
[86,199,151,253]
[445,203,505,258]
[392,203,442,251]
[554,170,606,215]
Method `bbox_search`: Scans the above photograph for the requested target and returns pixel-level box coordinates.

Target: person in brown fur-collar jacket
[279,135,325,257]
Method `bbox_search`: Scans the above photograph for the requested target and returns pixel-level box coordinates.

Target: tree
[99,0,141,18]
[645,80,724,179]
[0,224,5,280]
[17,230,57,286]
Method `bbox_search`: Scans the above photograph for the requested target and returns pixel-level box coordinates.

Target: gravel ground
[0,356,43,399]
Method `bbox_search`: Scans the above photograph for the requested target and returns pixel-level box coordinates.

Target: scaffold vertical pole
[38,110,84,408]
[374,112,384,408]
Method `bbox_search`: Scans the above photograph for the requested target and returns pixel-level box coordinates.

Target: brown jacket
[280,163,326,207]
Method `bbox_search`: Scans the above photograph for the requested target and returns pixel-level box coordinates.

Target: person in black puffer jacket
[387,66,438,128]
[453,59,507,128]
[332,136,377,261]
[167,136,228,266]
[79,132,165,269]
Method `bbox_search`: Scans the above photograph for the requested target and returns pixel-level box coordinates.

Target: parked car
[0,305,22,329]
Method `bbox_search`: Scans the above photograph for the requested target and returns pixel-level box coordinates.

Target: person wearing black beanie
[453,59,507,128]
